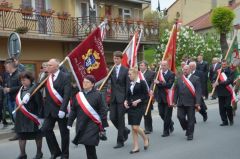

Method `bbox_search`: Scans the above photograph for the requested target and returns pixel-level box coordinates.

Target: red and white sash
[46,74,63,106]
[138,71,149,91]
[158,71,174,106]
[76,92,103,131]
[218,72,236,106]
[15,87,42,126]
[182,75,196,97]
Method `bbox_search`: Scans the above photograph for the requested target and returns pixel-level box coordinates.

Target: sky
[151,0,176,11]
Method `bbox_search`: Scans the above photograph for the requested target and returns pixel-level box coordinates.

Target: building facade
[166,0,240,25]
[0,0,158,77]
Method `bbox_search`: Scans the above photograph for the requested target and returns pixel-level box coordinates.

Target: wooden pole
[210,30,238,96]
[12,58,68,114]
[145,24,176,116]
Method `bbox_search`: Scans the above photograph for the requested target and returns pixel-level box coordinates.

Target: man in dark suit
[197,54,209,99]
[212,60,234,126]
[154,61,175,137]
[110,51,130,148]
[209,57,221,99]
[173,65,201,140]
[139,61,155,134]
[189,62,208,122]
[23,59,71,159]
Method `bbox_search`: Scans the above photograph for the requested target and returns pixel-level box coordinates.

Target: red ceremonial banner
[67,27,108,88]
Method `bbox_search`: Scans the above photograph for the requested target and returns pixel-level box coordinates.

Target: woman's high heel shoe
[16,154,27,159]
[130,149,140,154]
[144,138,149,150]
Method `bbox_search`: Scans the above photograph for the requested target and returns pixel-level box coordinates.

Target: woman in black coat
[124,67,149,154]
[15,71,43,159]
[68,75,108,159]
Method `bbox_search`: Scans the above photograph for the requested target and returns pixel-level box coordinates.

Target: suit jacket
[143,70,155,88]
[192,70,204,87]
[174,74,201,107]
[4,70,21,101]
[68,89,108,146]
[30,70,71,118]
[197,61,209,79]
[126,80,148,106]
[155,70,175,104]
[215,67,234,97]
[110,65,129,103]
[209,63,221,83]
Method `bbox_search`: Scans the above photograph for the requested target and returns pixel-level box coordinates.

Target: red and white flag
[67,22,108,89]
[121,30,142,68]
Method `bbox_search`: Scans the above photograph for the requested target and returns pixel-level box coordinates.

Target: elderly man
[154,60,175,137]
[189,61,208,122]
[173,65,201,140]
[23,59,71,159]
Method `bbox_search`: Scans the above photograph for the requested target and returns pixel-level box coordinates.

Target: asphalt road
[0,100,240,159]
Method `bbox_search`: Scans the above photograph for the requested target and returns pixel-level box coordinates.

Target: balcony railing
[0,9,159,42]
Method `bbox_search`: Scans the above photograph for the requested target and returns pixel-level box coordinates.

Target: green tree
[211,7,235,55]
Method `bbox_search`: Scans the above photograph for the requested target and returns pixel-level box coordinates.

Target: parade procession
[0,0,240,159]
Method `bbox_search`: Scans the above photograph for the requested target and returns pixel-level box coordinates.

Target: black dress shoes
[130,149,140,154]
[220,123,228,126]
[161,133,169,137]
[9,134,19,141]
[144,130,151,134]
[230,121,234,126]
[33,152,43,159]
[113,143,124,149]
[17,154,27,159]
[203,114,208,122]
[187,135,193,140]
[50,153,61,159]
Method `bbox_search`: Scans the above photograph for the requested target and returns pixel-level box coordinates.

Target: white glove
[67,126,72,130]
[58,110,65,119]
[22,93,30,104]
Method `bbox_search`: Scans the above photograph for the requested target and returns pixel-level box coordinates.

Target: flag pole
[145,24,177,116]
[98,30,141,91]
[12,58,68,114]
[210,29,238,96]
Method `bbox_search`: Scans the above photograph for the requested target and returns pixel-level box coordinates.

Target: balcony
[0,9,159,44]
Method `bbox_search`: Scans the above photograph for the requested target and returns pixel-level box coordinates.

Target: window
[118,8,131,20]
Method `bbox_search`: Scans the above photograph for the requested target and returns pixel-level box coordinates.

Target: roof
[123,0,151,4]
[186,2,240,31]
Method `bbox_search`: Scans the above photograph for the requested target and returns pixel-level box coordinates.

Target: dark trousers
[85,145,97,159]
[177,106,195,136]
[199,97,207,117]
[41,116,69,158]
[202,78,208,98]
[158,103,173,134]
[144,104,153,132]
[218,96,233,123]
[110,102,128,144]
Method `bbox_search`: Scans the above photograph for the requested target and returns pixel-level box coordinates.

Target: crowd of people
[0,52,239,159]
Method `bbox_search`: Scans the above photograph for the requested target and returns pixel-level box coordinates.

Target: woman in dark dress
[68,75,108,159]
[15,71,43,159]
[124,67,149,154]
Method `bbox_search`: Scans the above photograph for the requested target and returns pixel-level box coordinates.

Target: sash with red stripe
[76,92,103,131]
[218,72,236,106]
[46,74,63,106]
[138,71,149,91]
[182,75,196,97]
[15,87,42,126]
[158,71,174,106]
